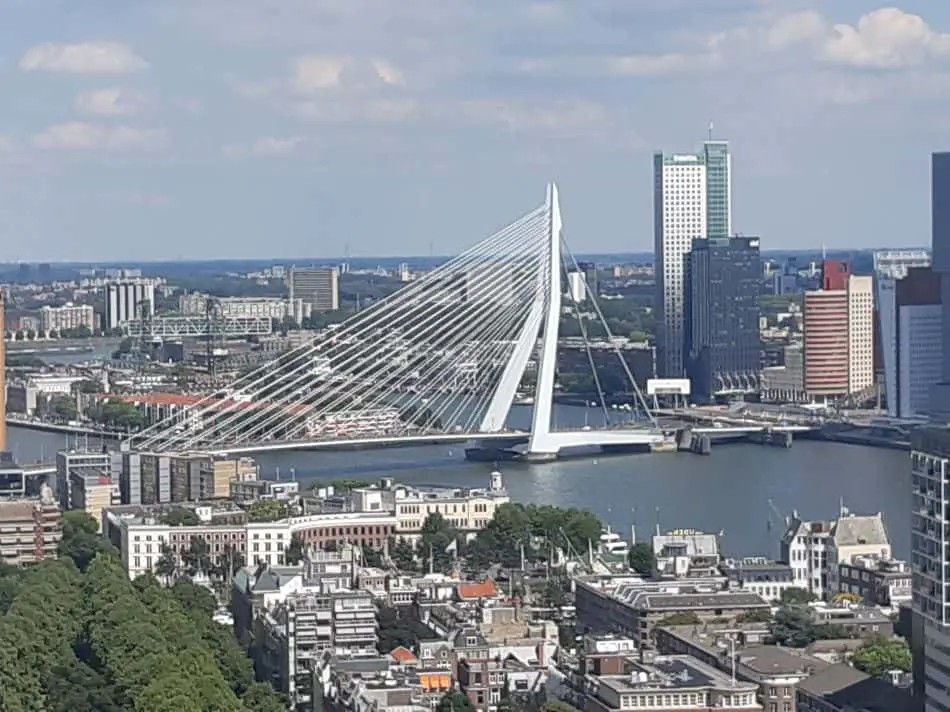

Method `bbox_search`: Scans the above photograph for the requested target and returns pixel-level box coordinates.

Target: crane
[766,498,787,533]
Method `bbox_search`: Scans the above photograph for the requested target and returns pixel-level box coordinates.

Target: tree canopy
[464,503,602,571]
[851,637,911,678]
[770,604,850,647]
[628,542,655,576]
[0,513,287,712]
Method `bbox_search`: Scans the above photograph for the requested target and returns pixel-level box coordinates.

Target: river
[9,421,911,561]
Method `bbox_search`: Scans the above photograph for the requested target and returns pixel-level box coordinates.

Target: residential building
[796,662,911,712]
[574,576,768,649]
[874,249,932,418]
[56,449,114,510]
[69,469,119,530]
[574,653,761,712]
[231,554,376,709]
[652,529,722,578]
[118,451,256,505]
[911,427,950,712]
[0,451,26,498]
[309,472,509,542]
[288,266,340,312]
[106,280,155,330]
[720,557,796,603]
[781,510,892,600]
[684,236,762,401]
[0,484,62,565]
[837,555,911,607]
[577,261,599,297]
[653,140,731,378]
[453,626,507,711]
[39,303,95,334]
[103,503,397,579]
[893,267,942,418]
[802,262,874,401]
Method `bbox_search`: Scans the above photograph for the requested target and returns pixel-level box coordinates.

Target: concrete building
[874,249,932,418]
[231,554,377,709]
[802,262,874,401]
[760,344,807,403]
[720,557,796,603]
[837,555,911,607]
[893,267,942,418]
[69,469,120,530]
[684,236,762,401]
[928,152,950,417]
[104,503,397,579]
[567,271,587,303]
[309,472,510,543]
[911,427,950,712]
[118,451,257,505]
[6,374,84,416]
[0,452,26,498]
[574,577,768,650]
[179,293,310,325]
[653,140,731,379]
[0,484,61,565]
[780,510,892,600]
[652,530,722,578]
[106,280,155,330]
[56,448,114,510]
[39,303,95,334]
[288,266,340,312]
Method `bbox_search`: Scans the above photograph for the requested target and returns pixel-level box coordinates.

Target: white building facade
[653,141,730,378]
[847,275,875,395]
[106,281,156,330]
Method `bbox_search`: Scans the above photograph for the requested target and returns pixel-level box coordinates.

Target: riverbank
[6,417,121,439]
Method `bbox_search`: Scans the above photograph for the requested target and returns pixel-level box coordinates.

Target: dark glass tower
[929,153,950,416]
[684,236,762,402]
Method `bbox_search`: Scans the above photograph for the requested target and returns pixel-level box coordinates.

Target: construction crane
[766,498,787,533]
[205,297,226,388]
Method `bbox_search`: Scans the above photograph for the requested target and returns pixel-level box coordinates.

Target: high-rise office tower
[911,428,950,712]
[684,236,761,402]
[874,250,932,417]
[288,266,340,312]
[802,261,874,402]
[928,153,950,418]
[653,140,731,378]
[894,267,942,418]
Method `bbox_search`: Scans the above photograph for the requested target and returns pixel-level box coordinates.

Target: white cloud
[292,55,344,93]
[19,42,149,74]
[607,53,711,77]
[223,136,306,159]
[371,59,405,86]
[32,123,166,151]
[824,8,950,68]
[76,88,145,117]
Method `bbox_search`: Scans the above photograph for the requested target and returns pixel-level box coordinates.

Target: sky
[0,0,947,261]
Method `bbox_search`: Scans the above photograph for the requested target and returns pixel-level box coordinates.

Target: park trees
[851,637,911,678]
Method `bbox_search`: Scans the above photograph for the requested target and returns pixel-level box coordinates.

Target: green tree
[780,587,816,605]
[628,542,655,576]
[47,395,78,421]
[362,545,384,568]
[851,637,912,678]
[737,609,773,623]
[58,511,114,572]
[244,499,287,523]
[417,512,460,574]
[770,605,817,647]
[154,544,178,582]
[543,702,582,712]
[438,691,476,712]
[390,537,417,572]
[181,536,212,577]
[243,683,289,712]
[284,532,308,565]
[162,507,200,527]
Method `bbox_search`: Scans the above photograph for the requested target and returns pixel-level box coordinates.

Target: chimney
[0,291,6,452]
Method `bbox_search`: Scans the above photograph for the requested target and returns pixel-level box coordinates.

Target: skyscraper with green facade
[653,140,731,379]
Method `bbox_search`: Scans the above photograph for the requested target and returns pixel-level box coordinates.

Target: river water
[9,418,911,561]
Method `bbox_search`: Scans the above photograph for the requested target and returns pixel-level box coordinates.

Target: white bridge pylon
[126,183,660,456]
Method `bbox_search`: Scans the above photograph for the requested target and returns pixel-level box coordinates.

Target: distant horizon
[0,246,931,270]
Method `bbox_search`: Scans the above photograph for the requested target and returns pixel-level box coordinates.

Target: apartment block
[39,303,95,333]
[0,485,62,566]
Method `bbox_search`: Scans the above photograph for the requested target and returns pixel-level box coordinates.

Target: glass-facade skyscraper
[653,140,732,378]
[683,236,761,402]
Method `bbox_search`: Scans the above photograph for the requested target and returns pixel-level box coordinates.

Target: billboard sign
[646,378,691,396]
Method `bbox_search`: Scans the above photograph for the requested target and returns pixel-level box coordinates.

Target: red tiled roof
[457,581,498,600]
[389,646,418,664]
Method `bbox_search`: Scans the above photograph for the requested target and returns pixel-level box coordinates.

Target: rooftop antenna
[707,121,714,141]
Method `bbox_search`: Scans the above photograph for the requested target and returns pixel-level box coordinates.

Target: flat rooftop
[597,656,756,693]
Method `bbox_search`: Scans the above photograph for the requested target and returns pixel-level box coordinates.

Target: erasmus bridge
[123,184,666,461]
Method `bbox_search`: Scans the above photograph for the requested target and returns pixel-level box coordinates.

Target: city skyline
[1,2,948,260]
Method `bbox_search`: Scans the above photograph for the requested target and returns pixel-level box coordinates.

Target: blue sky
[0,0,947,261]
